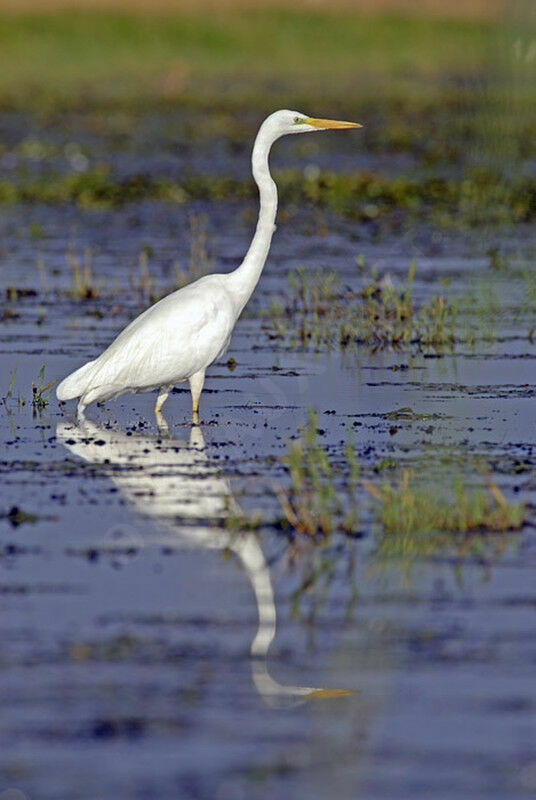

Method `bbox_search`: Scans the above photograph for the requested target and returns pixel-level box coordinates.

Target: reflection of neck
[233,534,310,704]
[234,532,347,705]
[233,534,276,658]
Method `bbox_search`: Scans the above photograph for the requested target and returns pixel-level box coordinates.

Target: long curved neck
[227,125,278,313]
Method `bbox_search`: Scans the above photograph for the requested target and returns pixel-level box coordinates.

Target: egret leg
[155,384,173,415]
[77,384,122,419]
[76,399,87,421]
[189,370,205,420]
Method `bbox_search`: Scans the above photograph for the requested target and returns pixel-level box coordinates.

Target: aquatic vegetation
[0,171,245,209]
[3,367,16,407]
[2,367,25,411]
[5,286,38,302]
[384,407,440,421]
[364,469,526,540]
[1,166,535,228]
[271,415,526,572]
[267,264,458,351]
[0,169,186,210]
[278,166,536,227]
[66,245,99,300]
[2,505,38,527]
[31,364,55,412]
[29,220,45,239]
[275,409,360,537]
[129,247,158,305]
[487,246,508,272]
[456,267,536,344]
[174,212,214,288]
[374,457,397,473]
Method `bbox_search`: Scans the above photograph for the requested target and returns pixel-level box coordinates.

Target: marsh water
[0,110,535,800]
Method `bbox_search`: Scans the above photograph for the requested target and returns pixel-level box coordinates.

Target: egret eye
[294,117,305,125]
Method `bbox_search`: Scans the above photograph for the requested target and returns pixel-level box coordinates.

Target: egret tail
[56,359,97,402]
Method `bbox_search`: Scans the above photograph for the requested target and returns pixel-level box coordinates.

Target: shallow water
[0,163,536,799]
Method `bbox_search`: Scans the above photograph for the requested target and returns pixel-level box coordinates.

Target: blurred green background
[0,0,535,225]
[0,0,532,105]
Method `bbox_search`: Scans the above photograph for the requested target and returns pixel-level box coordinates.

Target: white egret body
[56,110,361,418]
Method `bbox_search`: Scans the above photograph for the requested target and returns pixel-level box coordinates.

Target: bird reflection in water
[56,414,352,706]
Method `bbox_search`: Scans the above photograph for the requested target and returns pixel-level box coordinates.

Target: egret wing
[88,277,235,391]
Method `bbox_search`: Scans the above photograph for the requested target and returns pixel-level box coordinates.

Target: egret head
[263,109,362,140]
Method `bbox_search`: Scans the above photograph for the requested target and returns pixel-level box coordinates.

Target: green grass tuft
[276,409,360,537]
[267,263,458,351]
[365,469,526,538]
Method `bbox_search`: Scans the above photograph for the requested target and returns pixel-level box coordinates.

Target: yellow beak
[304,117,363,130]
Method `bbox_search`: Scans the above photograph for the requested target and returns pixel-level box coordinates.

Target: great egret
[56,109,361,419]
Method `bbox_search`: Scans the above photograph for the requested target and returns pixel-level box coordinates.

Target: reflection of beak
[308,688,356,700]
[305,117,363,130]
[250,657,356,707]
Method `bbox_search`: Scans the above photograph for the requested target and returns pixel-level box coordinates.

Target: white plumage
[56,109,361,419]
[58,275,235,415]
